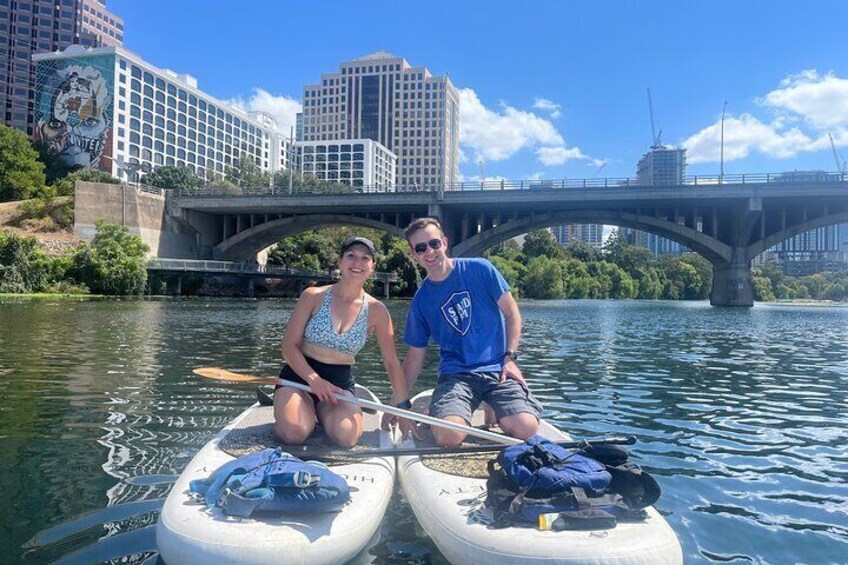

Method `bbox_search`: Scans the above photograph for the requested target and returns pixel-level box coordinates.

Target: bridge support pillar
[710,250,753,307]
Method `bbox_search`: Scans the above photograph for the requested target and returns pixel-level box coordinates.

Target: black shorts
[275,355,355,405]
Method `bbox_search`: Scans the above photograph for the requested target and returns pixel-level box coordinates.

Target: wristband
[395,399,413,410]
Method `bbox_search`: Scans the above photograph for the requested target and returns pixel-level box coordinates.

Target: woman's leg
[316,400,363,448]
[273,387,317,444]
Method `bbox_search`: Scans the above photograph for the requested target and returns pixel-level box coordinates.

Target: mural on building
[34,55,115,170]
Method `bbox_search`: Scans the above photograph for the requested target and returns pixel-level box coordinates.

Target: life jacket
[485,436,659,529]
[189,447,350,518]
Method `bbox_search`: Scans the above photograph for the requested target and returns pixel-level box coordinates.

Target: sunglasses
[413,238,443,255]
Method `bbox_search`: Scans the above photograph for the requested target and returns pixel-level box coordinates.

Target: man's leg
[485,376,543,440]
[428,374,480,448]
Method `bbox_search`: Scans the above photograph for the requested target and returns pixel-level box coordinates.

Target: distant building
[295,139,396,191]
[761,171,847,275]
[1,0,124,135]
[628,145,688,255]
[301,52,460,189]
[32,45,287,183]
[553,224,604,249]
[637,146,686,186]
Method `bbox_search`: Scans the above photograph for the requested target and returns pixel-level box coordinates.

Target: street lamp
[720,101,728,183]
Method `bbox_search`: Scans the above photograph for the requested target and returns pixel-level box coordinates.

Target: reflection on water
[1,297,846,563]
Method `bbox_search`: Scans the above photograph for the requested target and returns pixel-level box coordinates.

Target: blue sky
[109,0,848,182]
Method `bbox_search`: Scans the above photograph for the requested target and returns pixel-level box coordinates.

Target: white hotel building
[300,52,460,189]
[296,139,396,190]
[32,45,287,183]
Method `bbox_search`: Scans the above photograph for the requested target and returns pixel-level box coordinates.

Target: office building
[553,224,604,249]
[301,52,459,189]
[32,45,287,182]
[637,146,686,186]
[295,139,396,190]
[628,146,688,254]
[1,0,123,135]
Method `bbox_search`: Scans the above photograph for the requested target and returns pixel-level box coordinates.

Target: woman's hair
[404,217,444,241]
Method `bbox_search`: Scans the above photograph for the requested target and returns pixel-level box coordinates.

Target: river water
[1,297,846,564]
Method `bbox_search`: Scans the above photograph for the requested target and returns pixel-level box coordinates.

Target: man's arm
[497,291,526,385]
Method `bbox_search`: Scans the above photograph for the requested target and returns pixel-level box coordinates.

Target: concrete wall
[74,181,200,258]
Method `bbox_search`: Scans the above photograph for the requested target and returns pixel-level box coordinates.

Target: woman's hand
[306,375,343,404]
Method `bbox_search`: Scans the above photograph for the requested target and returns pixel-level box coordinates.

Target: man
[393,217,542,447]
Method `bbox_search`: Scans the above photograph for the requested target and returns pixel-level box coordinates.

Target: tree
[0,124,46,201]
[523,256,564,299]
[52,168,119,197]
[145,165,202,190]
[68,221,149,295]
[0,231,50,293]
[523,229,562,259]
[226,157,270,188]
[563,239,602,262]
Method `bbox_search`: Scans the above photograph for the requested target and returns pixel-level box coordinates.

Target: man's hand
[381,413,421,439]
[500,357,526,386]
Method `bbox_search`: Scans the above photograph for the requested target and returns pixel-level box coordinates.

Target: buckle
[293,471,319,488]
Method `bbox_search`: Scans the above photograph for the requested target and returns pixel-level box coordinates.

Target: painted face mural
[34,58,113,169]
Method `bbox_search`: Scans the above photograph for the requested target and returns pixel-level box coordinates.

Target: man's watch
[504,350,520,362]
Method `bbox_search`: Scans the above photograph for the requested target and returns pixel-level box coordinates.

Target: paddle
[282,436,637,460]
[194,367,521,445]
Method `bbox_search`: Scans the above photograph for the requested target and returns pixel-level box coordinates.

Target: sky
[109,0,848,183]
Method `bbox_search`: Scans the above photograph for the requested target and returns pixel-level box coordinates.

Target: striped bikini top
[302,288,370,356]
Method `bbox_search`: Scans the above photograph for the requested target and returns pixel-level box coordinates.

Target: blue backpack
[486,435,653,527]
[189,447,350,517]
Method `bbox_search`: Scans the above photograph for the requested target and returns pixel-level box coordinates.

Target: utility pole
[720,101,728,183]
[288,126,295,195]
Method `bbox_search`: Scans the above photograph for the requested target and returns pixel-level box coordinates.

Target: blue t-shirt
[404,258,511,375]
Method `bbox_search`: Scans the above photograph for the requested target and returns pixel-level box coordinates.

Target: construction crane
[647,88,663,148]
[828,132,846,174]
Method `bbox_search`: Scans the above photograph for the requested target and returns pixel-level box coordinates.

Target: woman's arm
[370,300,410,404]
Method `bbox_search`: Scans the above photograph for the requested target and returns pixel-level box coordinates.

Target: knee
[433,428,466,448]
[499,414,538,440]
[326,423,361,449]
[274,420,313,445]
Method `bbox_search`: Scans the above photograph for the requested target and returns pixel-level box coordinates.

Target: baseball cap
[340,236,376,257]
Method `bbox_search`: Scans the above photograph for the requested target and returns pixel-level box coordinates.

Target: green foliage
[489,255,526,295]
[52,168,120,197]
[17,187,74,230]
[752,275,776,302]
[68,221,149,295]
[523,256,564,299]
[0,231,50,292]
[144,165,202,190]
[0,124,46,202]
[226,157,271,188]
[522,229,563,259]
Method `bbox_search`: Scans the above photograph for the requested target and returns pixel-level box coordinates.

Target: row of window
[120,142,269,172]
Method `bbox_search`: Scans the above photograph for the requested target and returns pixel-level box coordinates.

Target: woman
[274,236,412,448]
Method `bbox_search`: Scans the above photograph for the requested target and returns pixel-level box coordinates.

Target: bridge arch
[451,210,730,263]
[748,211,848,258]
[215,214,405,261]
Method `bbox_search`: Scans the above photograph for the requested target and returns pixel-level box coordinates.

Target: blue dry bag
[189,447,350,517]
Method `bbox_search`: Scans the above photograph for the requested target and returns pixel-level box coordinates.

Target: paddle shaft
[277,378,522,446]
[284,436,637,460]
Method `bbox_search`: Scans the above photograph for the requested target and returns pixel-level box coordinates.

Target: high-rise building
[1,0,124,135]
[637,146,686,186]
[628,146,688,255]
[300,52,459,189]
[32,45,287,182]
[553,224,604,249]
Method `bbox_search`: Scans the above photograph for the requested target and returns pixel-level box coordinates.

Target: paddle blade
[193,368,277,384]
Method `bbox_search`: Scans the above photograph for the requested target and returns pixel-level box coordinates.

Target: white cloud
[459,88,563,162]
[683,69,848,164]
[536,145,590,166]
[762,70,848,130]
[683,113,812,164]
[227,88,302,133]
[533,97,562,119]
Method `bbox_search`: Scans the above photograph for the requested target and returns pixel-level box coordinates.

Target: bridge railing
[172,171,848,198]
[147,258,398,282]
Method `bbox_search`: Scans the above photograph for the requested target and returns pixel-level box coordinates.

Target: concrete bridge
[74,173,848,307]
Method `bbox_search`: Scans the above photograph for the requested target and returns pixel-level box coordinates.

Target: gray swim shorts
[429,371,543,423]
